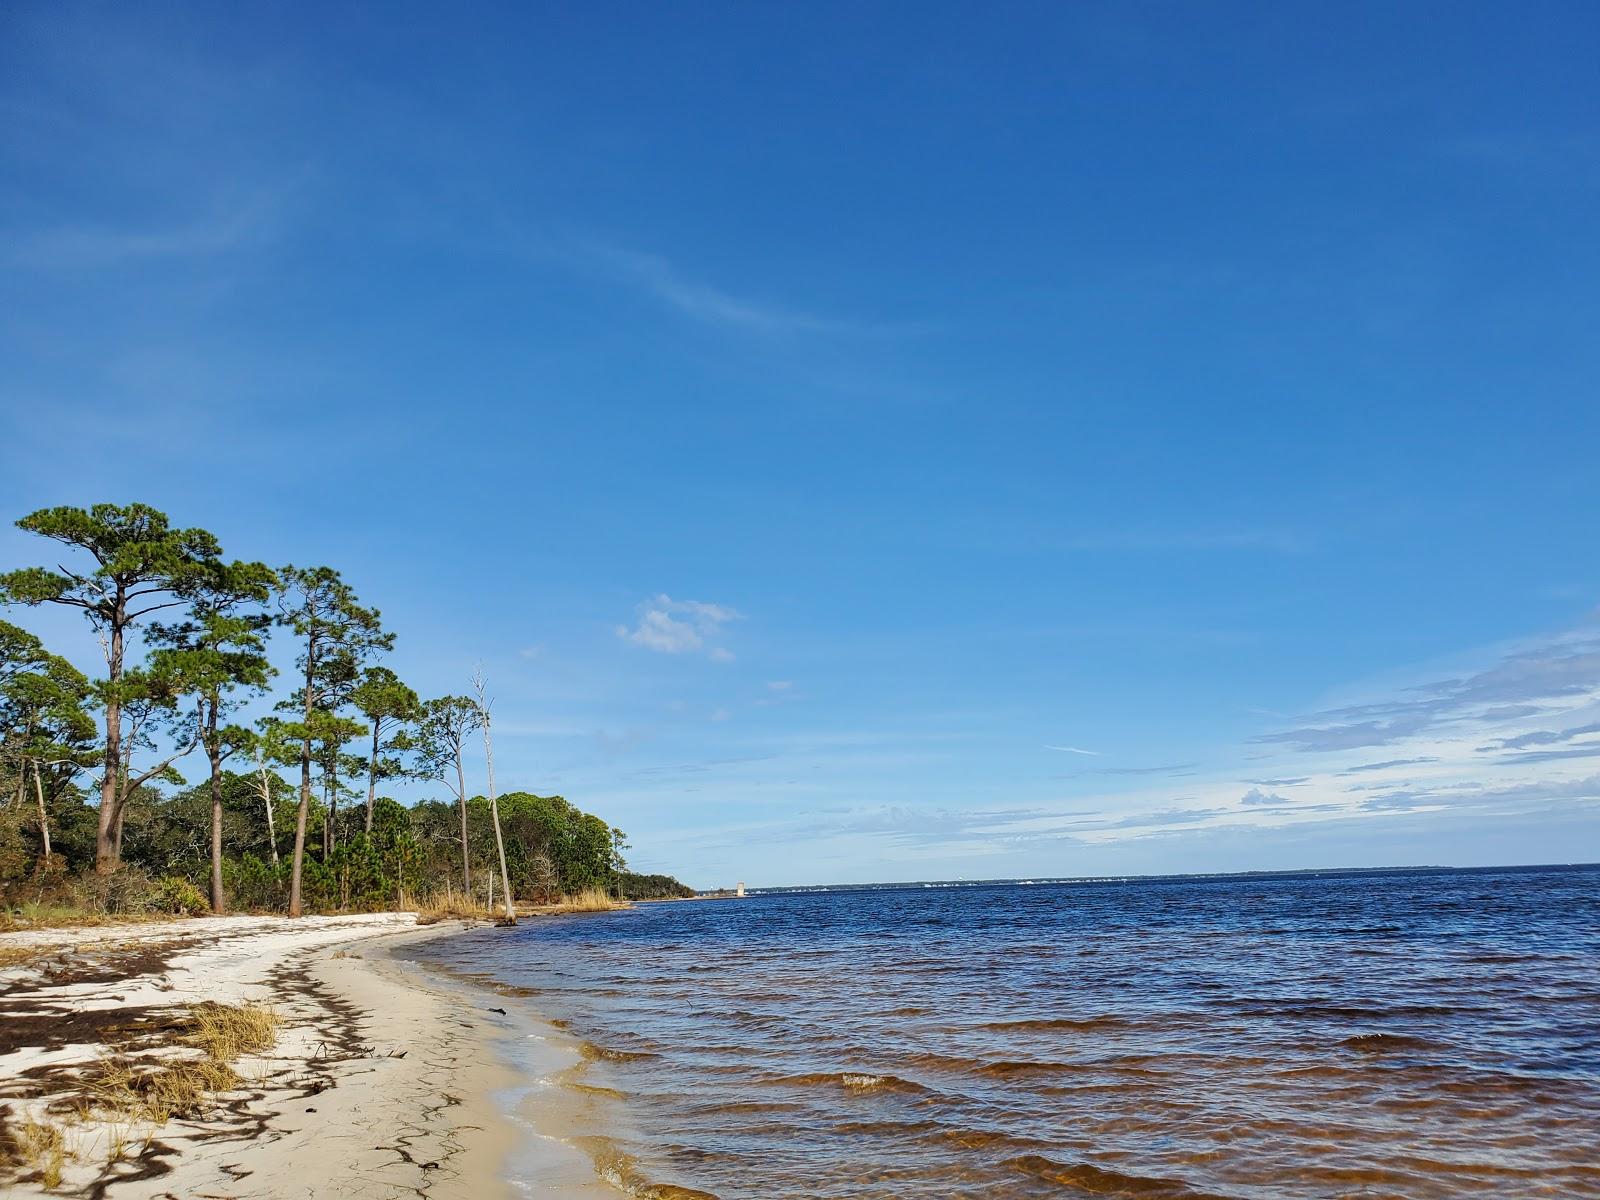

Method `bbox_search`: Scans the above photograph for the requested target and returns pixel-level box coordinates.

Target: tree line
[0,503,693,917]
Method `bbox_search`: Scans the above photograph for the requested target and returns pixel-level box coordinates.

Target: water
[409,865,1600,1198]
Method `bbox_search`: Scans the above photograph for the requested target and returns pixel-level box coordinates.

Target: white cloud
[710,708,732,722]
[1046,745,1101,756]
[767,680,793,691]
[617,594,742,658]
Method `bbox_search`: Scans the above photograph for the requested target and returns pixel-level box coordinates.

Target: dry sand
[0,913,574,1198]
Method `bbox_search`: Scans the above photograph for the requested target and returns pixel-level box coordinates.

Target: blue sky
[3,2,1598,886]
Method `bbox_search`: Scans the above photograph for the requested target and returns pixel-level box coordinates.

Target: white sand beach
[0,914,540,1198]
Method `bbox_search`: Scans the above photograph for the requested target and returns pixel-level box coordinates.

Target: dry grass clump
[555,888,628,912]
[411,887,632,923]
[1,1117,67,1188]
[0,942,52,969]
[88,1002,281,1125]
[0,1002,280,1190]
[0,902,168,934]
[413,895,495,925]
[186,1001,280,1061]
[90,1056,236,1125]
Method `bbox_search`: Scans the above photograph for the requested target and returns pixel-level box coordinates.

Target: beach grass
[87,1001,282,1125]
[551,888,629,912]
[0,1118,66,1188]
[0,941,52,968]
[0,998,288,1185]
[413,894,497,925]
[185,1000,281,1062]
[0,900,182,934]
[413,887,632,923]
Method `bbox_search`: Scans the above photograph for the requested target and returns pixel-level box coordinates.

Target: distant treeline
[0,503,692,916]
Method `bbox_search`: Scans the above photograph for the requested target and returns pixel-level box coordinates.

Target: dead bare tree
[254,744,280,867]
[471,667,516,923]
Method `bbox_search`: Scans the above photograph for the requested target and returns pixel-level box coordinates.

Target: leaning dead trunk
[255,748,280,867]
[32,760,52,866]
[480,708,515,922]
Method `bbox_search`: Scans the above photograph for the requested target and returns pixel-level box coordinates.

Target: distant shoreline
[744,859,1599,895]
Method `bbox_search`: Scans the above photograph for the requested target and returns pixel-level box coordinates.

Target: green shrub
[224,854,286,912]
[151,875,209,916]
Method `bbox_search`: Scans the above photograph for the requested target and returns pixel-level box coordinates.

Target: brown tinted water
[408,866,1600,1198]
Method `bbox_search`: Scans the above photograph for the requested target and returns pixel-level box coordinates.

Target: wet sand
[0,913,529,1198]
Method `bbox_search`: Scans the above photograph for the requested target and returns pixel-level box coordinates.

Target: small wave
[976,1015,1128,1033]
[580,1040,658,1063]
[1221,999,1471,1020]
[897,1050,1166,1079]
[583,1139,720,1200]
[780,1071,928,1094]
[723,1009,785,1027]
[1006,1155,1228,1198]
[979,1059,1082,1078]
[569,1081,628,1100]
[941,1126,1034,1152]
[1341,1033,1437,1054]
[835,1118,945,1137]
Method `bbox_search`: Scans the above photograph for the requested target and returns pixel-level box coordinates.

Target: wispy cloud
[578,242,865,336]
[1052,528,1308,554]
[1479,721,1600,752]
[1337,756,1440,775]
[671,614,1600,864]
[617,594,742,659]
[1257,625,1600,755]
[5,187,293,270]
[1078,762,1198,777]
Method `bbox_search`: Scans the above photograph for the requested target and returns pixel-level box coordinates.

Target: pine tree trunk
[326,756,339,861]
[365,722,379,834]
[289,645,315,918]
[95,608,126,874]
[208,701,225,914]
[456,749,471,895]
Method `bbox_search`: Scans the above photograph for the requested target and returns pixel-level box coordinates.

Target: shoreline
[0,912,583,1198]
